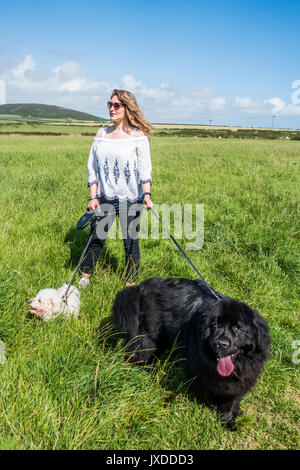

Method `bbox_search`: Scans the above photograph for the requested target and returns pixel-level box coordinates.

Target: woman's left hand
[143,195,153,210]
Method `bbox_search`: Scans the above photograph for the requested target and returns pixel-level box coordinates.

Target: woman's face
[108,95,126,123]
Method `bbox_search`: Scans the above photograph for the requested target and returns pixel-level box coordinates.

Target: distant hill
[0,103,107,122]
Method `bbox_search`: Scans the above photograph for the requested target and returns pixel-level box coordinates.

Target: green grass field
[0,130,299,450]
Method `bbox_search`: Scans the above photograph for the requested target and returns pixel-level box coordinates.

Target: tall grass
[0,132,299,449]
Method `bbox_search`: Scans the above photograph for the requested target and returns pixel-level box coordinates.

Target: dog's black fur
[112,277,271,430]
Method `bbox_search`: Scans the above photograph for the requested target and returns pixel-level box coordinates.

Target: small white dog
[29,284,80,321]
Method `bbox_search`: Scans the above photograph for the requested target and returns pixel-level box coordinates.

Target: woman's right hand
[88,198,100,211]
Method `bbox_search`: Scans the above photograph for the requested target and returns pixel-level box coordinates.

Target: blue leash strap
[63,210,117,302]
[150,208,221,302]
[62,225,97,303]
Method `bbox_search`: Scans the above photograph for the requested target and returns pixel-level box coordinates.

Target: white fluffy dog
[29,284,80,321]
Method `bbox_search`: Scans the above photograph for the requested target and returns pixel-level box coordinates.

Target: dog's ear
[197,312,211,340]
[252,311,271,359]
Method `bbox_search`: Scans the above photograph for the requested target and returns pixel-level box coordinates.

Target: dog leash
[63,207,221,303]
[150,208,221,302]
[62,226,97,304]
[62,210,118,304]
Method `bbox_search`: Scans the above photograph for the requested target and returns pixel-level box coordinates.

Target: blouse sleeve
[87,142,98,187]
[136,137,152,184]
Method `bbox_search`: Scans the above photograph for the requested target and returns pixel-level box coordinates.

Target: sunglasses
[107,101,124,111]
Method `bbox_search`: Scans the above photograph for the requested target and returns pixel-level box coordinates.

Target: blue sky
[0,0,300,128]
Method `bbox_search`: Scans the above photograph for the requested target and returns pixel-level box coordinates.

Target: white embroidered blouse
[87,127,152,202]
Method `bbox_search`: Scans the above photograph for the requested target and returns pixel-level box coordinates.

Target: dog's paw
[220,412,237,431]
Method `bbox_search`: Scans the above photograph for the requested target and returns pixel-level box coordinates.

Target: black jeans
[81,197,143,283]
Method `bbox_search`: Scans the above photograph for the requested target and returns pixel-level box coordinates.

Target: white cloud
[121,75,177,102]
[269,101,300,116]
[230,94,300,120]
[265,97,286,113]
[53,61,83,80]
[210,97,226,111]
[187,86,214,99]
[232,96,268,115]
[10,55,35,78]
[121,74,143,91]
[57,78,85,92]
[2,55,110,98]
[1,54,300,125]
[233,96,257,109]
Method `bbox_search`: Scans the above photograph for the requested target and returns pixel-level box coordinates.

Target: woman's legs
[80,201,117,277]
[80,199,143,284]
[80,232,106,276]
[119,201,143,284]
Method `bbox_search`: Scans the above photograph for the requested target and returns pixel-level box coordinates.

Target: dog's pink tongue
[217,355,234,377]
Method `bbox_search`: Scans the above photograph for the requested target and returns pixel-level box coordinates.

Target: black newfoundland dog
[112,277,271,430]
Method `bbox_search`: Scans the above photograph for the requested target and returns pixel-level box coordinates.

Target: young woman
[79,89,153,288]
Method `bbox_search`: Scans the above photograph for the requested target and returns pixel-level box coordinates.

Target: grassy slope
[0,131,299,449]
[0,103,105,122]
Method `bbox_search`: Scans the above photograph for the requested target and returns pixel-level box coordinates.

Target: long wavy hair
[111,89,152,137]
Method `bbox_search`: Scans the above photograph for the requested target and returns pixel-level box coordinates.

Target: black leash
[62,225,97,303]
[150,208,221,302]
[62,210,117,303]
[63,207,221,304]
